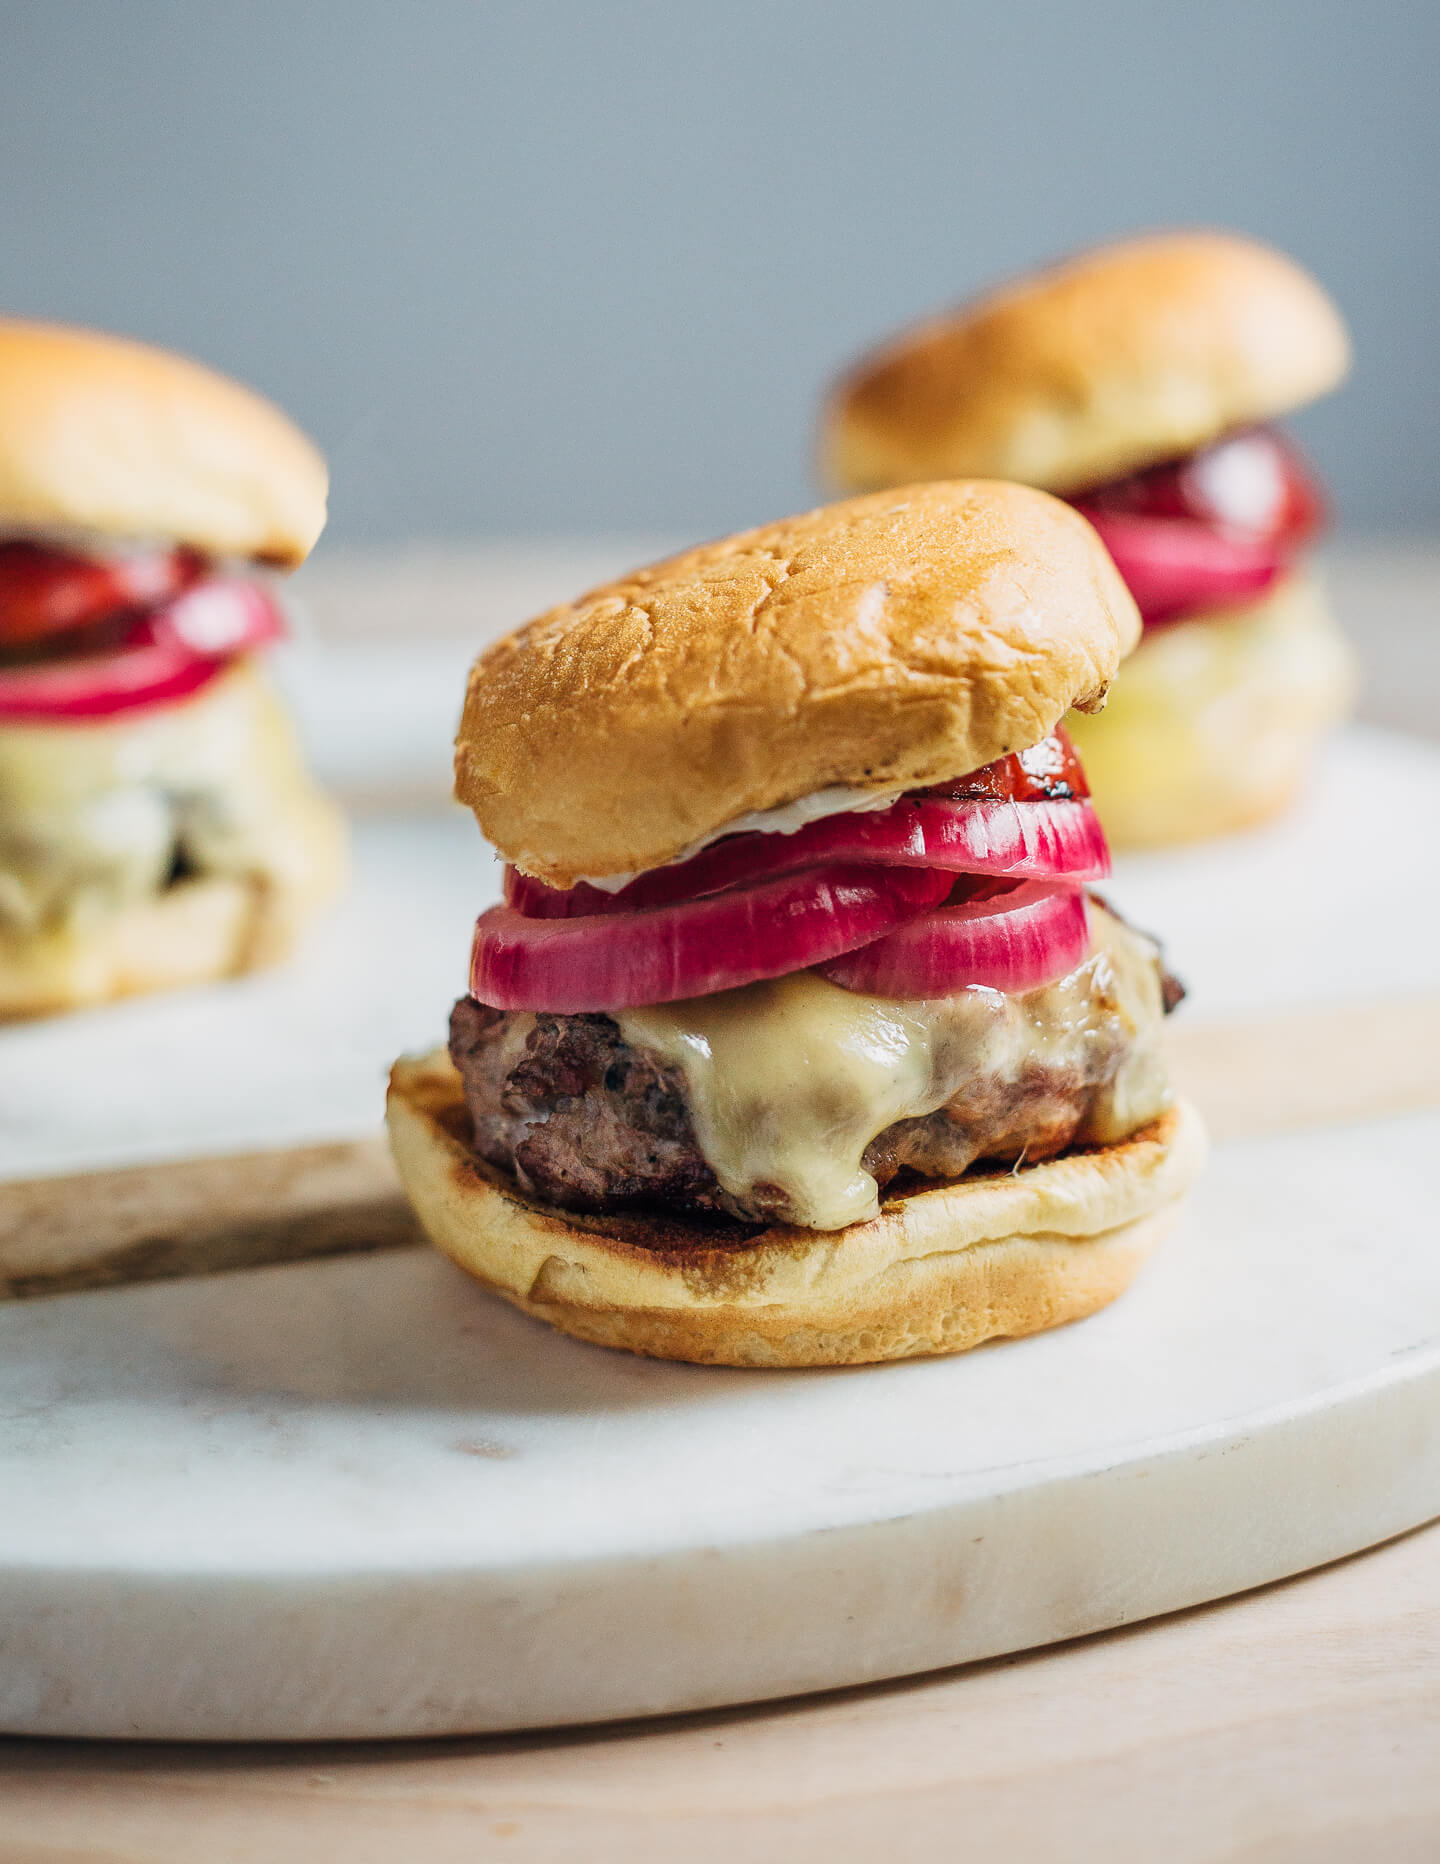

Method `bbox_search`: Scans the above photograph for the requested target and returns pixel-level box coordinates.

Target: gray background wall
[0,1,1435,546]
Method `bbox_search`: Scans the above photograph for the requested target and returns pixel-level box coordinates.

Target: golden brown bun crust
[0,320,327,565]
[387,1051,1206,1367]
[0,790,345,1020]
[455,482,1140,887]
[1067,574,1355,848]
[822,232,1350,497]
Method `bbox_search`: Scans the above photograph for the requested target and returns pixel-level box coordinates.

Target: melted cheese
[616,905,1171,1230]
[1066,574,1355,843]
[0,662,325,935]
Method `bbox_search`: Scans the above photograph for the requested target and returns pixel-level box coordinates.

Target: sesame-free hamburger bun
[455,480,1140,889]
[821,231,1350,498]
[389,1051,1205,1367]
[0,319,327,563]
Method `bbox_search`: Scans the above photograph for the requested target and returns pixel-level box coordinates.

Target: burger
[387,482,1205,1367]
[819,232,1355,846]
[0,319,345,1016]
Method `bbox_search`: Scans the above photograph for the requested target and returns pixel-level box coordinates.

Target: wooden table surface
[4,543,1438,1862]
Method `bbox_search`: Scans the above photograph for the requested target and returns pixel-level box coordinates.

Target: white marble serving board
[4,724,1440,1184]
[2,1104,1438,1740]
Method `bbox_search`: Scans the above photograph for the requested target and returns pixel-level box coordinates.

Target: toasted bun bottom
[1067,576,1355,849]
[386,1052,1206,1368]
[0,792,344,1019]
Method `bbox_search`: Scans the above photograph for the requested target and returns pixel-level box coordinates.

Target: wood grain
[0,1138,419,1299]
[1,1520,1437,1862]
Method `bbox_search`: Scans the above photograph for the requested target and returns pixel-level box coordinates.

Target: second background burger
[820,231,1355,848]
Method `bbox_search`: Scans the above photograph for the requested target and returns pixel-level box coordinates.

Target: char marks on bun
[454,481,1140,890]
[821,231,1350,498]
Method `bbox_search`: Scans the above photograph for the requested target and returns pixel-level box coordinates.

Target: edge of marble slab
[3,1342,1437,1741]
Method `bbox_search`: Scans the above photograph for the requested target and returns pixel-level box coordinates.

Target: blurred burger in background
[820,232,1354,847]
[0,320,344,1016]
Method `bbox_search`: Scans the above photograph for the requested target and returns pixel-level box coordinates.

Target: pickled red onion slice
[470,863,954,1012]
[0,578,284,721]
[817,881,1090,999]
[1074,509,1286,627]
[505,795,1110,920]
[154,578,284,658]
[0,640,223,720]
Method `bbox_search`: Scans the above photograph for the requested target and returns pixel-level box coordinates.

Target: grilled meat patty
[449,901,1182,1229]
